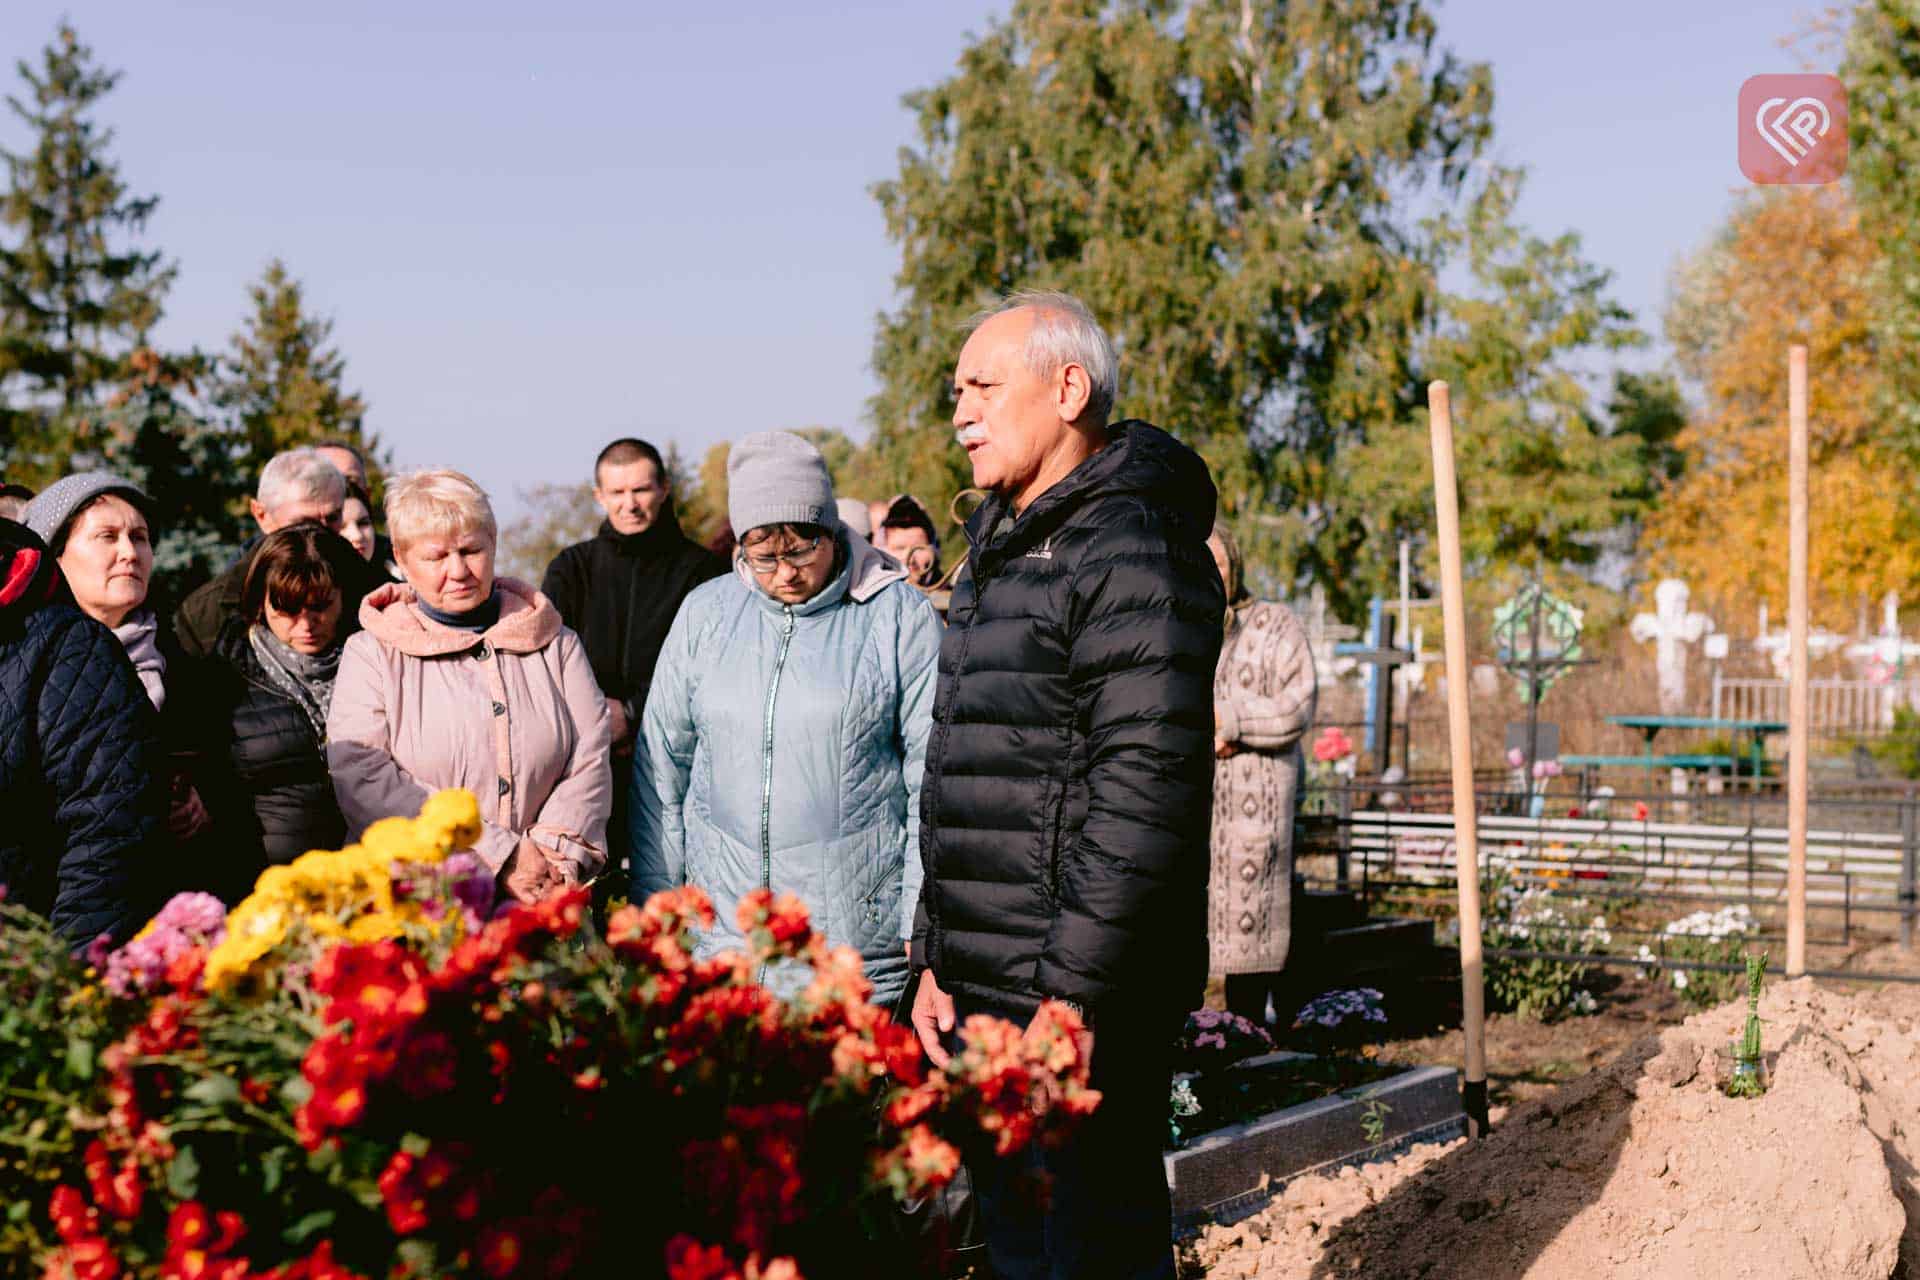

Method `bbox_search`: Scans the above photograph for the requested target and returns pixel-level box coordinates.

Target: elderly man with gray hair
[175,448,379,657]
[909,290,1223,1278]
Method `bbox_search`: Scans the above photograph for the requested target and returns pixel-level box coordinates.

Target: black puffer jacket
[914,422,1224,1019]
[211,619,346,866]
[0,519,164,944]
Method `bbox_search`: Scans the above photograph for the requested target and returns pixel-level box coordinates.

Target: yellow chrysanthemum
[346,911,404,943]
[361,816,424,863]
[204,900,291,991]
[204,791,485,992]
[416,788,482,857]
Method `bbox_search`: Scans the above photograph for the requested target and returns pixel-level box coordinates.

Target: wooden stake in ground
[1787,345,1810,977]
[1427,380,1490,1137]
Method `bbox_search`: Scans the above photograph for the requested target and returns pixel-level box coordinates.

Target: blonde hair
[384,469,496,554]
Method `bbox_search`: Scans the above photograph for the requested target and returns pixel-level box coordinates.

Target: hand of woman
[499,839,560,905]
[168,785,212,841]
[1214,737,1240,760]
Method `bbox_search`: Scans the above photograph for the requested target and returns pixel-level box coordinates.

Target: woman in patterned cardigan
[1207,523,1318,1026]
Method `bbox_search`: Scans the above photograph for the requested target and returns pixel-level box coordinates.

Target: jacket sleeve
[171,581,220,660]
[540,547,583,635]
[895,592,942,941]
[168,643,267,903]
[627,604,700,902]
[1035,511,1224,1011]
[41,617,166,946]
[324,635,520,866]
[526,629,613,879]
[1216,605,1317,752]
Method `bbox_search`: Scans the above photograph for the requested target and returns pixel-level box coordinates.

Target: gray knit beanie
[23,472,154,553]
[727,432,838,536]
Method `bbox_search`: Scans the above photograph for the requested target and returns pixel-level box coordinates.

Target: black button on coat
[914,422,1225,1020]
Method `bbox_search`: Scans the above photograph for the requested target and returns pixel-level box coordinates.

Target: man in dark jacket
[542,438,726,870]
[0,518,165,946]
[175,448,384,657]
[910,292,1223,1279]
[542,438,726,745]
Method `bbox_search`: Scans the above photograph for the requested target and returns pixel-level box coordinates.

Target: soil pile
[1187,979,1920,1279]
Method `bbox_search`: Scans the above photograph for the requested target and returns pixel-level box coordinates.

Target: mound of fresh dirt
[1186,979,1920,1279]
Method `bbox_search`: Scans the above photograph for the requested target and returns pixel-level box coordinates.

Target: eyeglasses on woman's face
[742,535,826,575]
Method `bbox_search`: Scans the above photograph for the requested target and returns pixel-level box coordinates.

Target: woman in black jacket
[22,472,253,904]
[0,517,164,945]
[212,527,363,865]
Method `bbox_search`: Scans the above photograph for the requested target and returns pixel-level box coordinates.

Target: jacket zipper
[757,605,797,977]
[921,569,991,941]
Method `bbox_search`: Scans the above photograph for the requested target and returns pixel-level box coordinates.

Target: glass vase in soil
[1721,1050,1767,1098]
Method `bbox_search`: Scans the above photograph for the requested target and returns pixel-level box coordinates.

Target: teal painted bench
[1561,753,1738,771]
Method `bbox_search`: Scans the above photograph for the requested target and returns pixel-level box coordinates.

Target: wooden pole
[1787,345,1810,977]
[1427,380,1489,1137]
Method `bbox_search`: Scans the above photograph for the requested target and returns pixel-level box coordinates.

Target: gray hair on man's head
[966,289,1119,426]
[256,448,347,514]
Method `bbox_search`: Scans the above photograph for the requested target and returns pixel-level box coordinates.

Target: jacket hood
[732,528,908,616]
[965,420,1218,563]
[357,577,561,656]
[0,517,61,627]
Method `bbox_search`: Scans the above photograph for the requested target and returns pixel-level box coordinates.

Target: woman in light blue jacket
[628,432,941,1004]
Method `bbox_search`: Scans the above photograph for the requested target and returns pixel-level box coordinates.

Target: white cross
[1630,579,1713,713]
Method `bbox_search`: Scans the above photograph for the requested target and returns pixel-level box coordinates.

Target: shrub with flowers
[1,791,1098,1280]
[1479,874,1611,1021]
[1636,905,1754,1008]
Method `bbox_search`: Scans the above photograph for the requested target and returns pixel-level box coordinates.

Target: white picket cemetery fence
[1341,809,1911,913]
[1712,672,1920,737]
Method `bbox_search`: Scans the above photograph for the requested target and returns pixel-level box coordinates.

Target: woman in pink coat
[326,469,611,905]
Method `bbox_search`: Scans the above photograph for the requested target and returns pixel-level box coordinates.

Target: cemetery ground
[1181,918,1920,1277]
[1178,882,1920,1278]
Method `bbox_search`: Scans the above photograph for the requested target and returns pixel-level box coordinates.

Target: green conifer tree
[213,259,379,483]
[0,23,175,480]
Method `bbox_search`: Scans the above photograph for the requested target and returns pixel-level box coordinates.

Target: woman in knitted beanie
[628,430,943,1006]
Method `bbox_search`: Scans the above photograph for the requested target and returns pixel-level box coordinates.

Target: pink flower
[1506,747,1525,768]
[1313,727,1354,764]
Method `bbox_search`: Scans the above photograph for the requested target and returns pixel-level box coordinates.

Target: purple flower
[101,893,227,996]
[445,852,496,922]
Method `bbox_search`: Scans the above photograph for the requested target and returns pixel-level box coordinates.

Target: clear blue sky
[0,1,1828,521]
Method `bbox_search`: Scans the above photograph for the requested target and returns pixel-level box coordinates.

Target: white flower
[1673,969,1690,991]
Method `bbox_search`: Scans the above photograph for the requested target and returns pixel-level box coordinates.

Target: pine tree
[83,347,250,604]
[0,23,175,479]
[213,259,377,483]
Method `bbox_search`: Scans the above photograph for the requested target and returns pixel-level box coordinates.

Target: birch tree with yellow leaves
[1643,187,1920,630]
